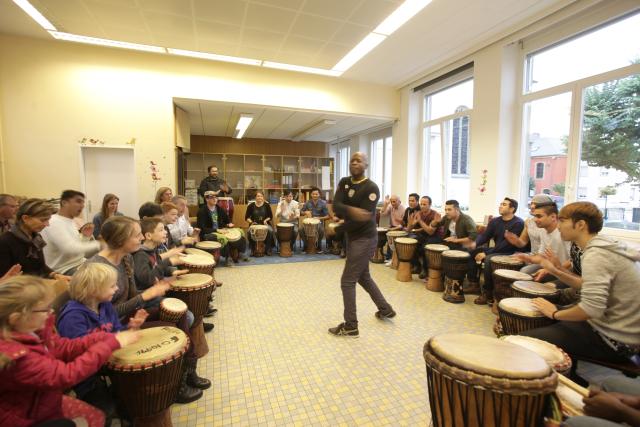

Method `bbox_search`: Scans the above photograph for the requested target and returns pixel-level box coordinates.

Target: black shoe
[410,266,421,275]
[204,307,217,318]
[328,322,359,338]
[203,322,214,333]
[375,309,397,320]
[185,357,212,390]
[418,271,427,280]
[175,372,203,404]
[340,250,346,258]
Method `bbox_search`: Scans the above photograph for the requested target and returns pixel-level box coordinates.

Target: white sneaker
[384,260,392,267]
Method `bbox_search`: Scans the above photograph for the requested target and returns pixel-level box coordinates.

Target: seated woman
[245,191,274,256]
[0,198,69,281]
[86,216,208,403]
[0,274,139,427]
[169,195,200,245]
[197,191,247,265]
[154,187,173,205]
[521,202,640,384]
[92,193,123,239]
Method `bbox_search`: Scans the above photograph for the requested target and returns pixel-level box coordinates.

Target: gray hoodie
[580,235,640,345]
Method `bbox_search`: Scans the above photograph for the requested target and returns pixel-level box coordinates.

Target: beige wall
[0,35,399,206]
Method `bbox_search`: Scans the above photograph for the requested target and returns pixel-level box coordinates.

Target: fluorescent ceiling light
[374,0,432,36]
[167,48,262,66]
[234,114,254,139]
[292,119,337,142]
[332,33,386,72]
[49,31,166,53]
[13,0,56,31]
[262,62,342,77]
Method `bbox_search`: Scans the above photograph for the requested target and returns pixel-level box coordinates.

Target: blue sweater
[475,215,525,255]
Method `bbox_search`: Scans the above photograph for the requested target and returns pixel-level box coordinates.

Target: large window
[422,78,473,209]
[370,135,393,198]
[521,11,640,233]
[337,145,350,181]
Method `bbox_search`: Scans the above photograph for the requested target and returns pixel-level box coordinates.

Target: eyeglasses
[32,307,53,313]
[205,195,216,199]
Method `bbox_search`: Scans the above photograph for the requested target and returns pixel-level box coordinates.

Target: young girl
[57,263,148,424]
[0,275,138,427]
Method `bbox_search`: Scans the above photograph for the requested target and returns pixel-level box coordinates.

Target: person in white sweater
[522,201,640,373]
[41,190,101,274]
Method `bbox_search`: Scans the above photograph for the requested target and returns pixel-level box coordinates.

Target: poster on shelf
[321,166,330,190]
[185,189,198,206]
[184,179,195,189]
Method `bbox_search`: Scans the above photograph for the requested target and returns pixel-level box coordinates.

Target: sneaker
[241,255,250,262]
[384,260,392,267]
[225,258,233,267]
[328,323,359,338]
[474,294,488,305]
[410,265,421,275]
[203,322,214,333]
[418,271,427,280]
[375,309,396,320]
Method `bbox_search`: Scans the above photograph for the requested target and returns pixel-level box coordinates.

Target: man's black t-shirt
[333,177,380,239]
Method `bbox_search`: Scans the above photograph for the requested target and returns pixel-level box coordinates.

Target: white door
[81,146,136,221]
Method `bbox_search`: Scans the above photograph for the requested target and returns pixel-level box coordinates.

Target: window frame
[517,10,640,239]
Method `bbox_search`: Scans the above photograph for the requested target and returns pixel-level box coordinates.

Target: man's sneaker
[328,323,359,338]
[384,260,392,267]
[375,309,397,320]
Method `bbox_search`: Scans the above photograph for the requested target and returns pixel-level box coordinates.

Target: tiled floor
[171,259,498,426]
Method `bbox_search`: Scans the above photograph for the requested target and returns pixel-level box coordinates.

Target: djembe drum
[167,273,215,358]
[303,218,320,254]
[325,222,342,255]
[217,197,234,222]
[106,326,188,427]
[276,222,294,257]
[492,270,533,314]
[182,254,214,276]
[249,224,269,257]
[218,228,242,262]
[159,298,188,323]
[395,237,417,282]
[498,297,556,336]
[194,241,221,264]
[185,247,213,260]
[442,250,470,303]
[386,230,407,270]
[500,335,572,376]
[511,280,560,303]
[371,227,388,263]
[423,333,557,427]
[425,244,449,292]
[490,255,524,273]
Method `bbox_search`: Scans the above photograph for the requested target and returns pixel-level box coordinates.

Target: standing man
[467,198,525,304]
[328,152,395,338]
[198,165,232,202]
[0,194,19,234]
[41,190,101,275]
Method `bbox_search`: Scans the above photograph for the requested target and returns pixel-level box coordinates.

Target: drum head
[303,218,320,225]
[251,224,269,230]
[501,336,567,368]
[429,334,551,379]
[182,254,214,267]
[277,223,294,228]
[376,227,388,232]
[196,241,222,250]
[395,237,417,245]
[220,228,241,241]
[172,273,213,289]
[491,255,523,266]
[499,297,544,317]
[161,297,187,312]
[425,244,449,252]
[328,223,340,229]
[494,269,532,281]
[185,248,214,259]
[512,280,557,295]
[442,250,470,259]
[387,230,407,237]
[108,326,188,367]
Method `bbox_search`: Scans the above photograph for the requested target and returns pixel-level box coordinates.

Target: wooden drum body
[276,223,294,257]
[386,230,407,270]
[423,333,557,427]
[249,224,269,257]
[501,335,572,376]
[371,227,388,263]
[442,250,470,303]
[167,273,215,358]
[511,280,560,303]
[395,237,417,282]
[302,218,320,254]
[106,326,188,427]
[498,298,555,336]
[425,244,449,292]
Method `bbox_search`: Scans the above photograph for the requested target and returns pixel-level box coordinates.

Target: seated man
[467,198,524,304]
[299,187,330,252]
[196,191,247,265]
[41,190,101,275]
[387,192,420,266]
[408,196,443,278]
[380,194,405,231]
[522,202,640,382]
[429,199,477,250]
[275,190,300,252]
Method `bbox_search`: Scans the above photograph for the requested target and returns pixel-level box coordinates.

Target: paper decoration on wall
[150,161,161,182]
[78,137,105,145]
[478,169,488,195]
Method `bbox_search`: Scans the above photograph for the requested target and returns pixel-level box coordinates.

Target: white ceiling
[0,0,572,85]
[175,99,392,142]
